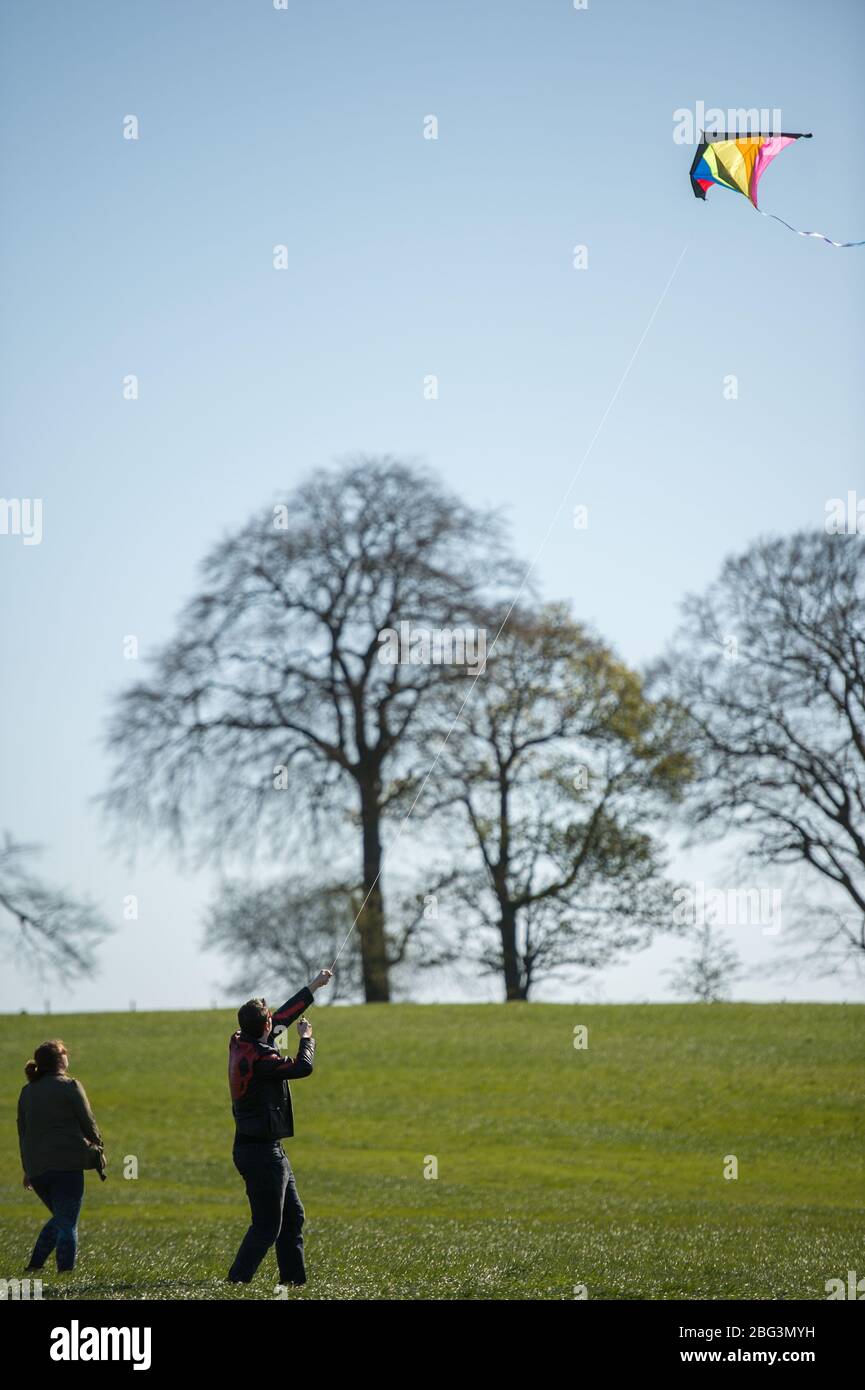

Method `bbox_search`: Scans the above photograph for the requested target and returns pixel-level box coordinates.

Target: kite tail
[754,204,865,247]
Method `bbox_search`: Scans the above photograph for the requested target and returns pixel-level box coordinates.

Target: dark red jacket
[228,986,315,1141]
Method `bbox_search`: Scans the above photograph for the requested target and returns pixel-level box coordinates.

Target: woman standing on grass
[17,1039,106,1275]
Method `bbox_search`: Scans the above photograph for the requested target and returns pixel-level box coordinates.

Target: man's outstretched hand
[310,968,333,992]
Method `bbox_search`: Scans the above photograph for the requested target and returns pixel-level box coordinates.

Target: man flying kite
[226,968,333,1288]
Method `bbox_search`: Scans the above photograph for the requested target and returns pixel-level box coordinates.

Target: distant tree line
[96,460,865,1001]
[15,458,864,1004]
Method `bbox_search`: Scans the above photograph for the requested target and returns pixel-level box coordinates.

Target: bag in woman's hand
[84,1141,108,1181]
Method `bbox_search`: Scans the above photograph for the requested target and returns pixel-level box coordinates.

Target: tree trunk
[496,779,526,1000]
[358,779,390,1002]
[499,900,524,1001]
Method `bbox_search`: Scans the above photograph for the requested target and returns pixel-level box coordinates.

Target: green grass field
[1,1003,862,1300]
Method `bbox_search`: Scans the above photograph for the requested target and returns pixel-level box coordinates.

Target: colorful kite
[689,132,864,247]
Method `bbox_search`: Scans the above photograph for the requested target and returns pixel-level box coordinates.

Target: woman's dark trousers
[29,1169,85,1272]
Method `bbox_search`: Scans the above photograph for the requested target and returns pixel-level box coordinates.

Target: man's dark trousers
[229,1140,306,1285]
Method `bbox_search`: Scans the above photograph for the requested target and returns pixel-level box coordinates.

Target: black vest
[231,1039,296,1141]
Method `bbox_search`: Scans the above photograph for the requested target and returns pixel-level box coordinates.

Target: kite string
[753,203,865,248]
[329,242,691,973]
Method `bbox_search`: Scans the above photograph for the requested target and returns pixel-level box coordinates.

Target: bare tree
[421,605,693,999]
[0,833,110,982]
[204,878,364,1003]
[665,921,744,1002]
[655,530,865,970]
[203,870,451,1005]
[102,456,517,1001]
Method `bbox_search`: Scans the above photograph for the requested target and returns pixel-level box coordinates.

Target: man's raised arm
[269,969,333,1041]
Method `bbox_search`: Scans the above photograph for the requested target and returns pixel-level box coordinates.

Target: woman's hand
[297,1017,313,1039]
[23,1174,33,1191]
[311,969,333,992]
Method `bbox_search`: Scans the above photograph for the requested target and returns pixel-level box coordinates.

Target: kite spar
[689,132,864,247]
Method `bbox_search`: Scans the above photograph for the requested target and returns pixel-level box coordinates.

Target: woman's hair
[24,1039,68,1082]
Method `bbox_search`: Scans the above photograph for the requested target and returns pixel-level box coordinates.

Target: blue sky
[1,0,863,1011]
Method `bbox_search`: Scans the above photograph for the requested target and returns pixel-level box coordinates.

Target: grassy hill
[1,1002,862,1300]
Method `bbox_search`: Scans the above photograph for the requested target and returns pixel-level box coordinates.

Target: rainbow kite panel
[689,132,809,209]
